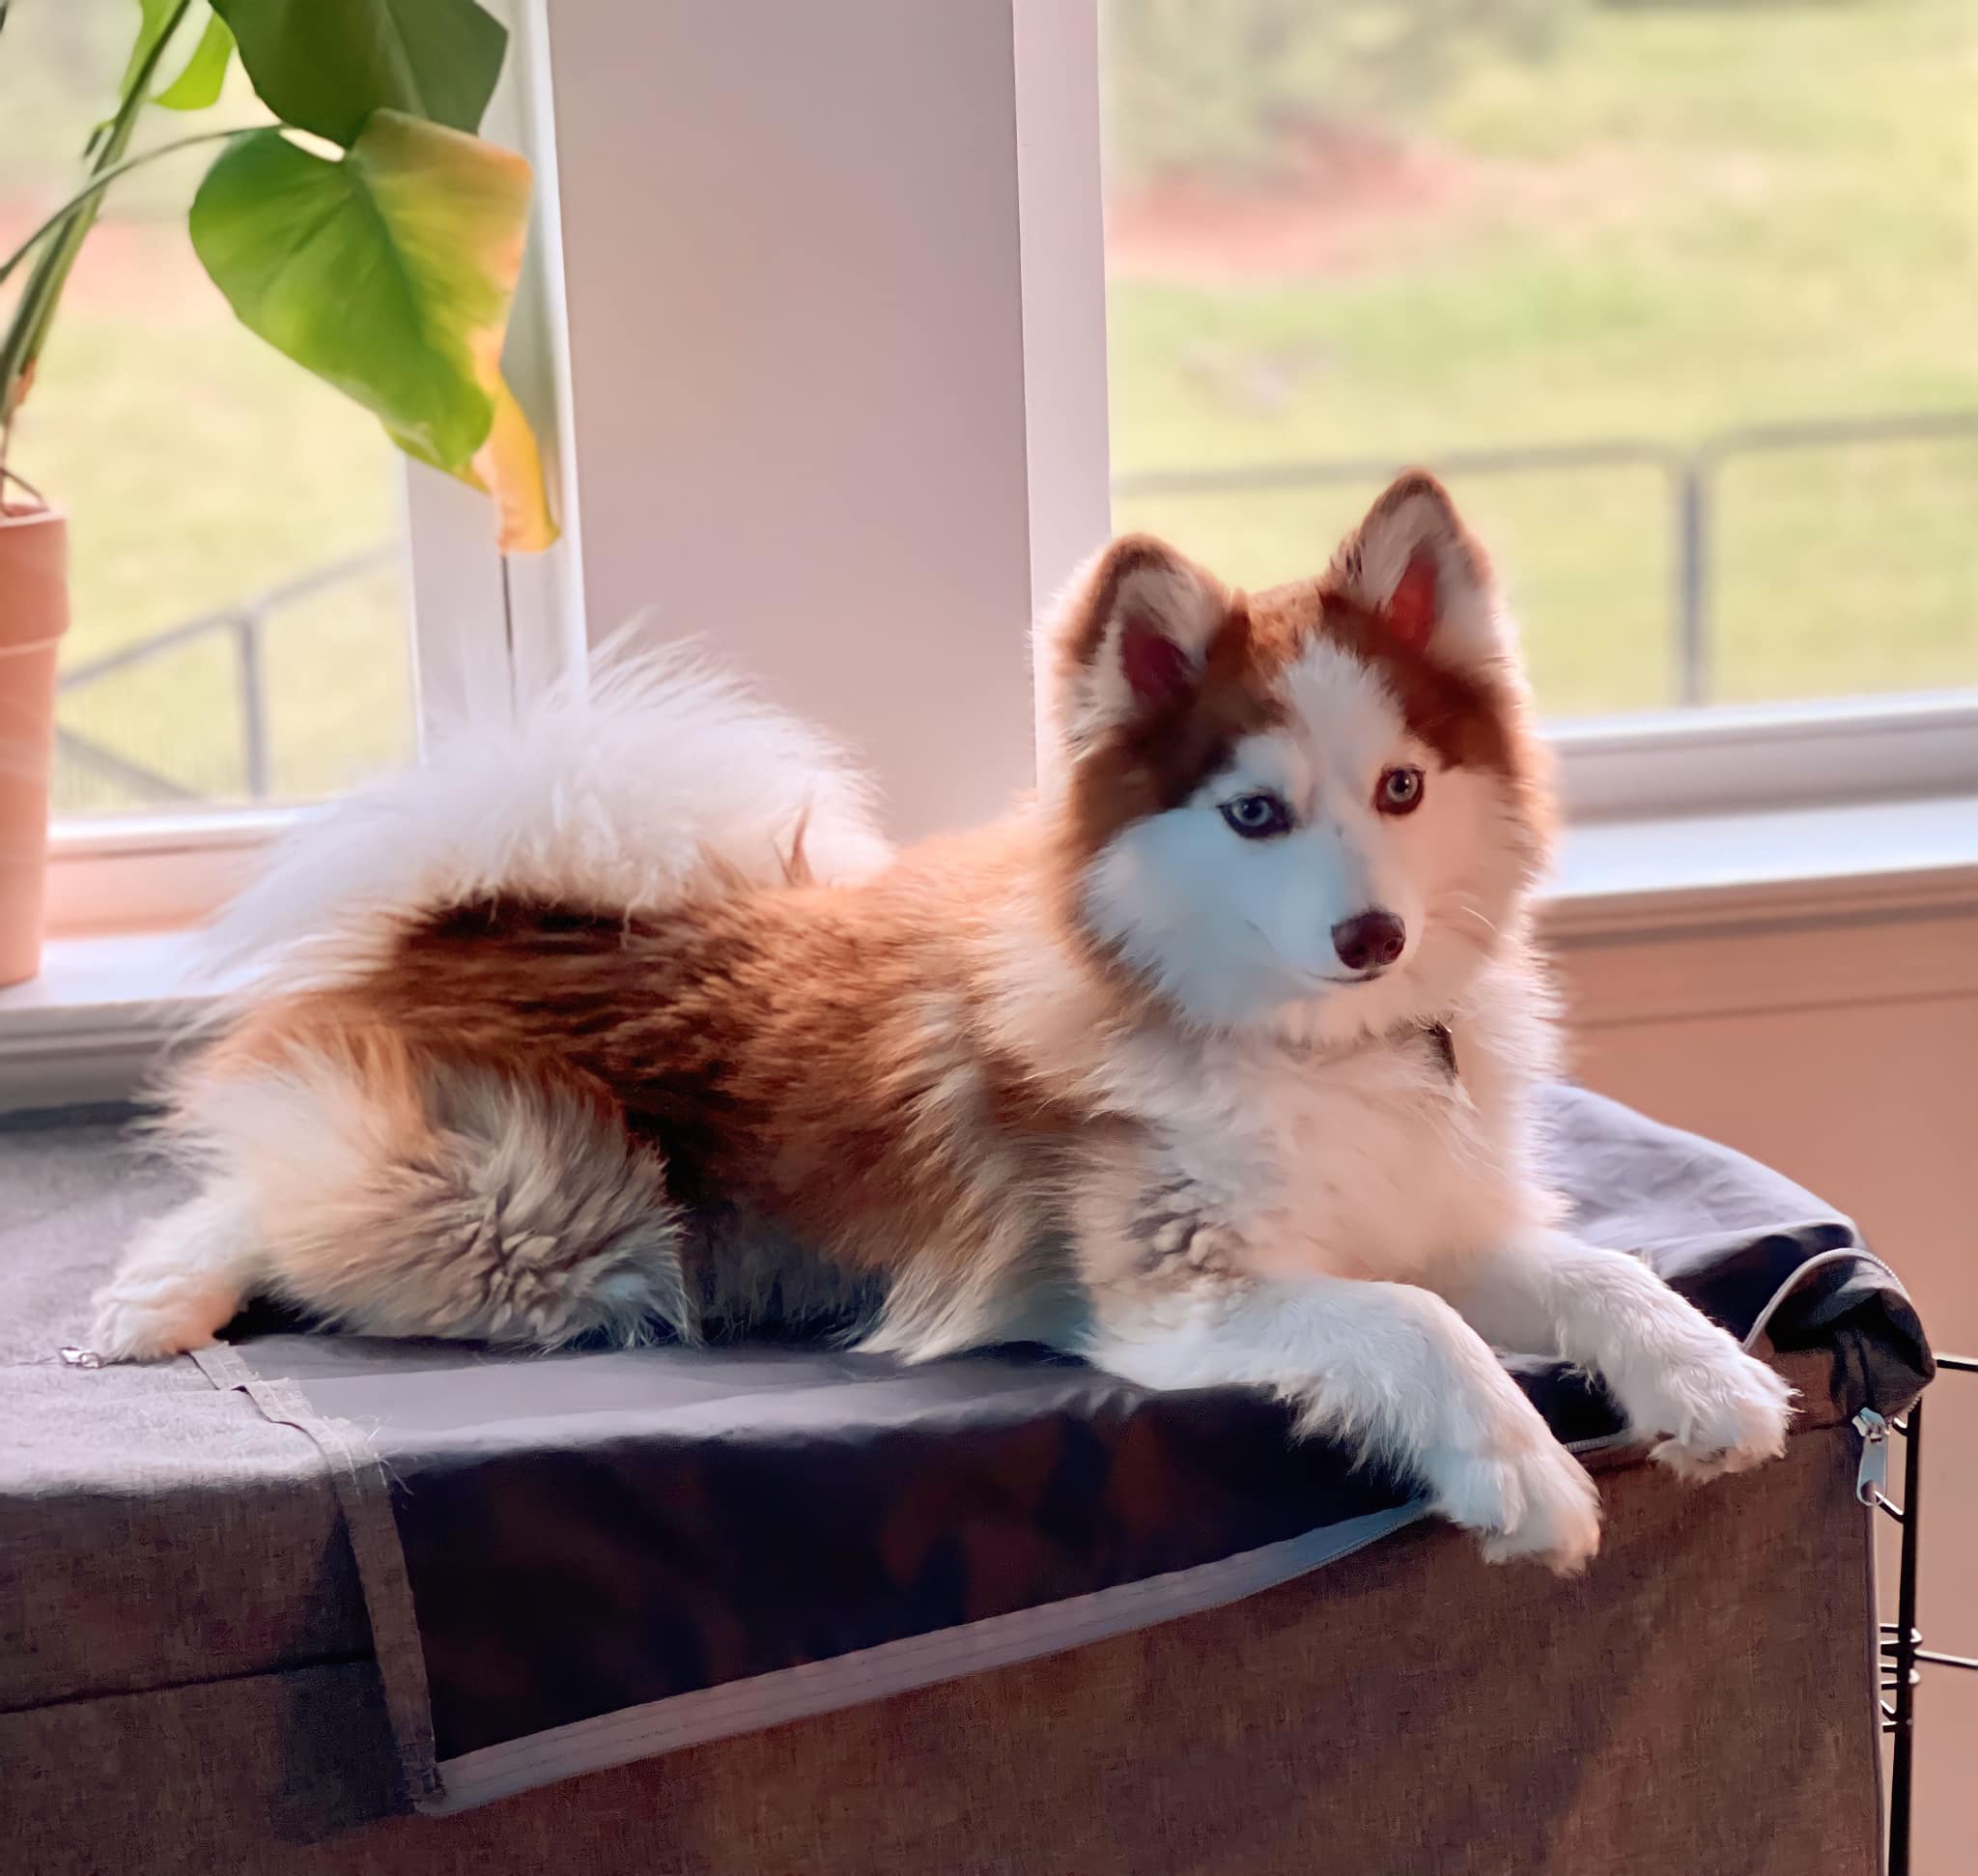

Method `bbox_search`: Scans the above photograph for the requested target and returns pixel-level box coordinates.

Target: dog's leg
[1086,1269,1602,1573]
[90,1181,263,1362]
[1435,1229,1794,1479]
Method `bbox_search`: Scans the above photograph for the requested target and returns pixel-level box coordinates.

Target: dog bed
[1,1086,1931,1872]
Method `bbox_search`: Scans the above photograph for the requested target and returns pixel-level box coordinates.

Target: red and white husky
[93,472,1790,1571]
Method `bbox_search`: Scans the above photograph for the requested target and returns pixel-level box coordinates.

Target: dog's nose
[1331,909,1406,974]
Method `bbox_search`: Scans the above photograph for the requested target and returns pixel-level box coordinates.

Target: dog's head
[1039,471,1549,1042]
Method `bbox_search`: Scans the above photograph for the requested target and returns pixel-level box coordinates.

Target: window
[5,0,420,820]
[5,0,568,939]
[1095,0,1978,728]
[8,0,1972,973]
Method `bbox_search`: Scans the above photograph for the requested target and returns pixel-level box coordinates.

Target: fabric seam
[189,1341,442,1805]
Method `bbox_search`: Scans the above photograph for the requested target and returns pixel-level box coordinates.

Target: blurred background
[1100,0,1977,718]
[1,0,414,818]
[3,0,1972,817]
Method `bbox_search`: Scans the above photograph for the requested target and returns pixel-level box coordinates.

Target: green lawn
[9,0,1976,814]
[29,292,413,810]
[1106,0,1978,716]
[2,2,413,813]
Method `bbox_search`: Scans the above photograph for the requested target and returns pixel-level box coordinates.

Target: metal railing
[54,546,397,808]
[50,409,1977,808]
[1115,410,1978,710]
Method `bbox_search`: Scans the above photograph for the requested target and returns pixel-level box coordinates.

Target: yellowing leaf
[474,375,558,553]
[190,112,556,551]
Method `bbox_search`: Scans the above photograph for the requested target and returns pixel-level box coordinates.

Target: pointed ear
[1040,533,1231,749]
[1325,471,1506,670]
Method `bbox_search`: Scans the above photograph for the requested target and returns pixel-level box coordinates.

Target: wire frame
[1879,1354,1978,1876]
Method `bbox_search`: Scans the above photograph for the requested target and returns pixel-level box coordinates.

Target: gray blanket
[0,1087,1932,1836]
[23,1085,1907,1815]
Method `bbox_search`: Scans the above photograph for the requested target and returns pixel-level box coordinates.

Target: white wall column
[538,0,1111,834]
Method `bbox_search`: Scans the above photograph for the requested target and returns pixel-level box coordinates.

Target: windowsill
[5,792,1976,1110]
[0,929,230,1114]
[1550,792,1978,940]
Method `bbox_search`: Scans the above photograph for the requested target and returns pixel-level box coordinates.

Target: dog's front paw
[88,1274,236,1364]
[1629,1341,1794,1481]
[1425,1435,1603,1577]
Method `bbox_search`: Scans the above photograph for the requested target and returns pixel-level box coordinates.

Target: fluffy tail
[94,1040,695,1359]
[205,640,892,988]
[93,643,890,1362]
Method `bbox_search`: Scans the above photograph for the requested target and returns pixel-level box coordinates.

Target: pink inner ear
[1120,616,1192,706]
[1385,550,1439,649]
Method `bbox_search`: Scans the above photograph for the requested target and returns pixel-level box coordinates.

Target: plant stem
[0,131,250,290]
[0,0,195,446]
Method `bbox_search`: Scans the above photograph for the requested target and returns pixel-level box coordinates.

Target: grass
[26,276,413,810]
[7,0,1975,811]
[2,1,413,813]
[1106,0,1978,716]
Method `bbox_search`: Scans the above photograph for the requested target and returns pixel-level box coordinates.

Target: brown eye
[1376,767,1425,815]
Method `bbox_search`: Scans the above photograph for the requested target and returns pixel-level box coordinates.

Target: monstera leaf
[190,111,555,550]
[155,11,237,111]
[118,0,185,97]
[212,0,506,146]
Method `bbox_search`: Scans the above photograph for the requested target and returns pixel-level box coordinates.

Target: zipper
[1854,1407,1889,1506]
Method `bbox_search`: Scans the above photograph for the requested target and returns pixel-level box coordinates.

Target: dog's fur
[92,472,1792,1571]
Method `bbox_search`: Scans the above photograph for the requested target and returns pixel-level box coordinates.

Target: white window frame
[42,0,585,941]
[37,0,1978,948]
[1553,692,1978,822]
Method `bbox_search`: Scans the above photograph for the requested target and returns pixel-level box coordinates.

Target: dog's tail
[93,641,890,1362]
[203,638,892,991]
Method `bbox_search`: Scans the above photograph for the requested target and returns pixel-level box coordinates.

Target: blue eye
[1220,792,1292,839]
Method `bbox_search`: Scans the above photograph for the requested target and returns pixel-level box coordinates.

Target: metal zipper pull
[1854,1407,1888,1506]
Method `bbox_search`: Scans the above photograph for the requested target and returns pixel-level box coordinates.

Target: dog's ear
[1325,471,1505,670]
[1039,534,1231,752]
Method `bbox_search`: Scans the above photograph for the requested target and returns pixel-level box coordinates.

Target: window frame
[42,0,583,941]
[40,0,1978,946]
[1552,692,1978,823]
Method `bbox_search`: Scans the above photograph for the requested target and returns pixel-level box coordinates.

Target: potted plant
[0,0,555,984]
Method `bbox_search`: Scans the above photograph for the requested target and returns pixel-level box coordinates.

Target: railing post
[236,611,271,800]
[1888,1395,1923,1876]
[1675,452,1708,709]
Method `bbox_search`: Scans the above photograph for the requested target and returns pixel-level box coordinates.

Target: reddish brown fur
[1052,484,1550,915]
[184,475,1548,1324]
[206,824,1106,1301]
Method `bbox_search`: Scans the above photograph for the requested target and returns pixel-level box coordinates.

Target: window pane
[3,0,415,818]
[1099,0,1978,717]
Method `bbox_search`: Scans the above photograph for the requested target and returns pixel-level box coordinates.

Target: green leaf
[212,0,506,147]
[119,0,186,99]
[189,113,555,549]
[155,10,236,110]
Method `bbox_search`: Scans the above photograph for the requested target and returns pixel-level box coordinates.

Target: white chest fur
[1106,1019,1535,1285]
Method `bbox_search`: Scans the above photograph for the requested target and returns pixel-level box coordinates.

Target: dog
[91,470,1792,1572]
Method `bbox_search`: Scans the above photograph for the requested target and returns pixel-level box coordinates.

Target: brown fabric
[5,1425,1879,1876]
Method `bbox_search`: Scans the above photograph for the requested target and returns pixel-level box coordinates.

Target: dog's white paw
[1626,1342,1794,1481]
[88,1273,237,1364]
[1425,1435,1603,1576]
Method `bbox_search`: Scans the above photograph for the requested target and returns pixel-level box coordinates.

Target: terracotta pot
[0,504,70,987]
